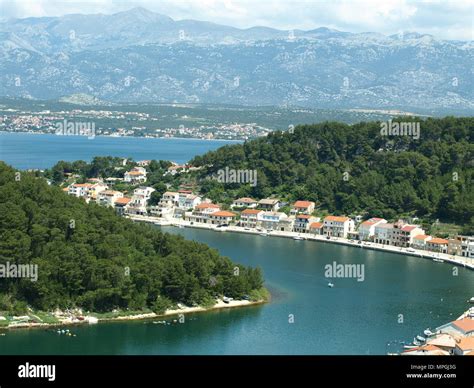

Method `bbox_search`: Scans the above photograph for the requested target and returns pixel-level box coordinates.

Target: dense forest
[191,117,474,232]
[0,162,264,314]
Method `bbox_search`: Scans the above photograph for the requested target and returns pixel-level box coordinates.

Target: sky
[0,0,472,40]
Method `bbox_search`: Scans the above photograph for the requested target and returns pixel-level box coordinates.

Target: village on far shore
[54,159,474,263]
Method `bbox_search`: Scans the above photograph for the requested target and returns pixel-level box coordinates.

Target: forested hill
[0,162,264,314]
[191,117,473,229]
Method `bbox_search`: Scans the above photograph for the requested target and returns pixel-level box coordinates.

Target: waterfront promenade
[126,214,474,271]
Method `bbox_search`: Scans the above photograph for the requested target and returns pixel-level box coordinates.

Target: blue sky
[1,0,472,40]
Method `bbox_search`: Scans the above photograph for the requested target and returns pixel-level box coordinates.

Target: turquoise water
[0,132,239,169]
[1,227,472,355]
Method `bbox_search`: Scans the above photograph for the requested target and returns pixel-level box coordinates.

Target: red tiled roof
[196,203,220,209]
[413,234,431,240]
[296,214,311,219]
[115,197,131,205]
[456,337,474,351]
[293,200,314,208]
[401,225,418,232]
[234,197,256,203]
[310,222,323,229]
[241,209,262,215]
[452,318,474,333]
[324,216,349,222]
[211,211,236,217]
[429,238,449,245]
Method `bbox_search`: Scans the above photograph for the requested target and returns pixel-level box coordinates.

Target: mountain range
[1,7,473,113]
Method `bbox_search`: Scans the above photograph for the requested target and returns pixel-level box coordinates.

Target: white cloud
[0,0,472,40]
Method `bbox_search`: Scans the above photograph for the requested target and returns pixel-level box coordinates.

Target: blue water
[0,132,239,169]
[1,227,472,355]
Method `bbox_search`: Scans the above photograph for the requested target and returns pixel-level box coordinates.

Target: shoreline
[0,130,245,143]
[128,214,474,271]
[1,299,267,331]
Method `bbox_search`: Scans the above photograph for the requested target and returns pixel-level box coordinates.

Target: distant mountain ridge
[0,7,472,112]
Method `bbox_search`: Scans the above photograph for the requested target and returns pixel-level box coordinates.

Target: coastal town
[0,107,272,140]
[58,159,474,267]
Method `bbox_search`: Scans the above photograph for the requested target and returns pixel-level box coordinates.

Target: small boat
[433,258,444,263]
[406,248,416,253]
[403,344,418,349]
[259,232,267,237]
[413,339,421,346]
[416,335,426,342]
[424,329,434,337]
[327,282,334,288]
[469,297,474,304]
[178,225,184,229]
[293,236,303,240]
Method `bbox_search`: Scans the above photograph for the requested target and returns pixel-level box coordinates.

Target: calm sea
[0,132,239,169]
[1,227,472,355]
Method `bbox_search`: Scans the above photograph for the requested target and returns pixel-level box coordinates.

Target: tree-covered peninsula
[0,162,265,315]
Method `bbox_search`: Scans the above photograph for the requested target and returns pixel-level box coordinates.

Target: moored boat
[423,328,434,337]
[416,335,426,342]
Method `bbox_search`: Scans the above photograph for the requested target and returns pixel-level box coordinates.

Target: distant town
[0,108,271,140]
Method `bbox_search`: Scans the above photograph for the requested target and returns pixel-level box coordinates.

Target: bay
[1,227,472,355]
[0,132,239,169]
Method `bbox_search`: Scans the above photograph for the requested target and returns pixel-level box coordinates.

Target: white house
[358,218,387,241]
[124,167,147,184]
[290,200,315,215]
[208,211,237,226]
[68,182,108,202]
[259,211,287,231]
[258,198,280,212]
[126,186,155,215]
[293,215,319,233]
[411,235,432,250]
[309,222,324,235]
[399,224,426,247]
[239,209,263,228]
[459,236,474,258]
[426,238,449,253]
[374,223,394,245]
[323,216,355,238]
[114,197,132,216]
[184,203,221,224]
[98,190,124,207]
[231,197,257,209]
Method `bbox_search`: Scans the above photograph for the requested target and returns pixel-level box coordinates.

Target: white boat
[406,248,416,253]
[293,236,303,240]
[178,224,184,229]
[416,335,426,342]
[423,329,434,337]
[259,232,268,237]
[403,344,418,349]
[433,258,444,263]
[413,339,421,346]
[469,297,474,304]
[328,282,334,288]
